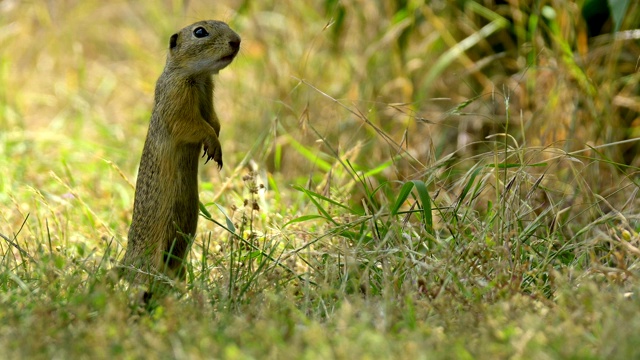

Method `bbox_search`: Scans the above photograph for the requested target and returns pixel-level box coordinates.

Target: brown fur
[121,20,240,283]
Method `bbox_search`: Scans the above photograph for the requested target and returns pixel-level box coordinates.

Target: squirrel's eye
[193,27,209,38]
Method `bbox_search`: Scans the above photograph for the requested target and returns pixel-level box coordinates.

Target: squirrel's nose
[229,37,241,51]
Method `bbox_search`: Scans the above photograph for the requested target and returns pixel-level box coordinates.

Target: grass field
[2,0,640,358]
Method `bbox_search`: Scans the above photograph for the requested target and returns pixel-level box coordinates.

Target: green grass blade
[391,181,415,216]
[423,18,508,89]
[390,180,433,234]
[286,134,332,171]
[362,159,394,178]
[411,180,433,235]
[456,165,483,211]
[292,184,354,212]
[214,203,236,234]
[283,214,326,228]
[199,201,212,219]
[293,185,339,225]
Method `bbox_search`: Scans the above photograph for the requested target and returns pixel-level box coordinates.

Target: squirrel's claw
[202,145,222,169]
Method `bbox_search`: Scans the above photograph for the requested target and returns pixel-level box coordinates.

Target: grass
[1,0,640,358]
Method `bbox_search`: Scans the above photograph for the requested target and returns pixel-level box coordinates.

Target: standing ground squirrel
[121,20,240,283]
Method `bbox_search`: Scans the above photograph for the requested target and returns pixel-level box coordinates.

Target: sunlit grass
[1,0,640,358]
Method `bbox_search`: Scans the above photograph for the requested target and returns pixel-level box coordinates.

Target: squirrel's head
[166,20,240,75]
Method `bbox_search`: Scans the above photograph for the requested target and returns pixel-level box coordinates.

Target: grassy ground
[2,0,640,358]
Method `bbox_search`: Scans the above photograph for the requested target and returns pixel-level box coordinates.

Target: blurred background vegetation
[2,0,638,256]
[1,0,640,357]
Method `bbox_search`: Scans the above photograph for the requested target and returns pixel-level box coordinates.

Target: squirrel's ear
[169,33,178,49]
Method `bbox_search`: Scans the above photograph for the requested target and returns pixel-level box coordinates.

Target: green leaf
[456,166,483,210]
[283,214,326,228]
[608,0,630,32]
[390,180,433,235]
[293,185,339,225]
[292,184,353,212]
[411,180,433,235]
[422,17,509,90]
[214,203,236,233]
[391,181,415,216]
[199,201,212,219]
[362,159,394,178]
[287,134,332,171]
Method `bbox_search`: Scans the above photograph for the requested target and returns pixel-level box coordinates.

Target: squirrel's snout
[229,39,240,52]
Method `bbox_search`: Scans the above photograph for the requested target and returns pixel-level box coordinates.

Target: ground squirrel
[121,20,240,284]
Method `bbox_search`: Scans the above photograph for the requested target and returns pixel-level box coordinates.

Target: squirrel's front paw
[202,138,223,169]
